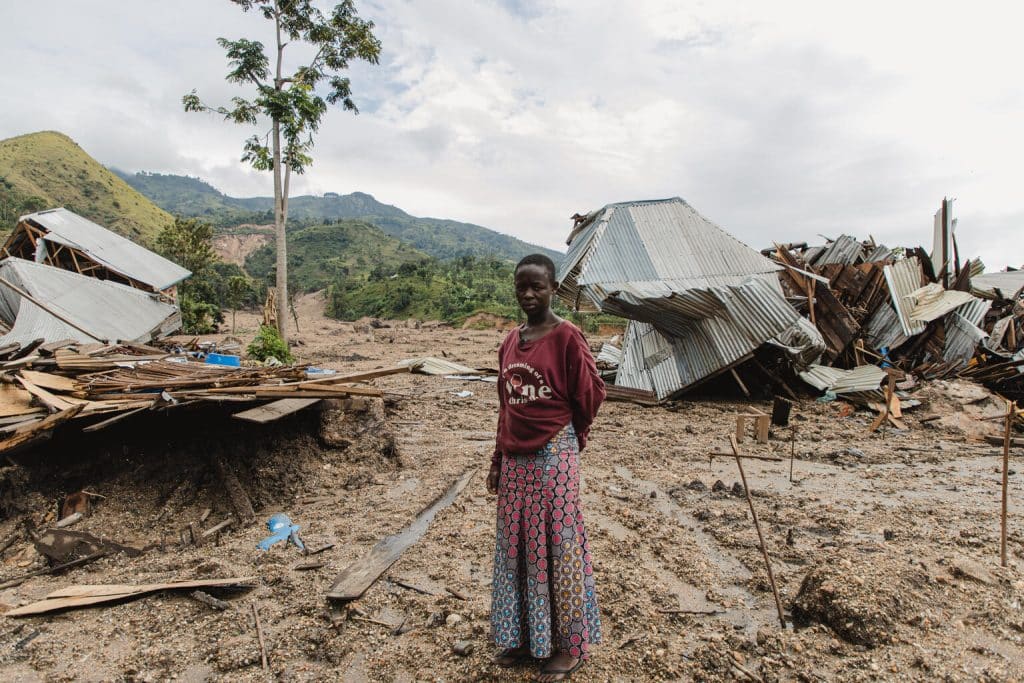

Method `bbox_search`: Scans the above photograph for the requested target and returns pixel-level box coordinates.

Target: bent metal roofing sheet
[557,197,819,399]
[0,258,181,347]
[19,208,190,291]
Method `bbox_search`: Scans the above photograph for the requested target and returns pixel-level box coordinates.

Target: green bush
[247,325,294,363]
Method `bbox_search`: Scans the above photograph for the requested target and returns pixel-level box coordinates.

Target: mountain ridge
[0,131,172,245]
[113,170,562,262]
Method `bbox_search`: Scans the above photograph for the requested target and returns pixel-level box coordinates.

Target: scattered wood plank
[327,468,477,601]
[19,370,77,393]
[0,404,84,456]
[5,577,256,616]
[233,398,321,424]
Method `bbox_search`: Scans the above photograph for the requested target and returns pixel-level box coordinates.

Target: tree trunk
[272,120,288,343]
[272,4,288,343]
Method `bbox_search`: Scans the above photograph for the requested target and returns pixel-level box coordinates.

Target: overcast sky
[2,1,1021,268]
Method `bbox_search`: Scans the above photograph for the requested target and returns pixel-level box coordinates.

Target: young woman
[488,254,606,682]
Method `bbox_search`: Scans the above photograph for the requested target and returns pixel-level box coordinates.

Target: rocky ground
[0,291,1022,682]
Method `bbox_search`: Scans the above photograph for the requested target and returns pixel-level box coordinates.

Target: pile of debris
[0,207,414,456]
[560,197,1023,404]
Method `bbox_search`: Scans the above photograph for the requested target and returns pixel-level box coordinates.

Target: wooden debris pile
[762,201,1024,402]
[0,339,411,456]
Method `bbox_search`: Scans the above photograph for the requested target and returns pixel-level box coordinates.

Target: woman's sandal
[493,647,533,667]
[534,657,584,681]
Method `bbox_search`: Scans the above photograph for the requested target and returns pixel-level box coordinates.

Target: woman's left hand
[486,463,500,494]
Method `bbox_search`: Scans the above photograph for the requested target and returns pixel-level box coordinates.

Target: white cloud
[0,0,1021,267]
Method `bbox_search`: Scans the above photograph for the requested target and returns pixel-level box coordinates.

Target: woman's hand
[486,463,500,494]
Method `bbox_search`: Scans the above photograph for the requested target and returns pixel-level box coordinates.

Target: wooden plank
[0,404,84,455]
[233,398,321,424]
[20,370,77,393]
[0,384,42,418]
[16,376,76,412]
[6,577,255,616]
[327,468,477,601]
[285,366,411,387]
[252,386,383,399]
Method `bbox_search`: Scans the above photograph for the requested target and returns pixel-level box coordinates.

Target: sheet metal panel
[21,208,190,291]
[0,257,181,346]
[943,312,988,364]
[972,270,1024,297]
[907,284,976,323]
[883,256,927,337]
[798,364,886,394]
[813,235,863,266]
[863,303,909,351]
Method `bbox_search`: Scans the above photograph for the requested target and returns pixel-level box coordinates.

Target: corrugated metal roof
[862,303,909,351]
[20,208,190,291]
[559,198,781,295]
[972,270,1024,297]
[557,197,817,400]
[813,235,863,266]
[596,343,622,367]
[883,256,927,337]
[613,278,814,399]
[798,364,886,394]
[0,258,181,346]
[906,284,976,323]
[863,244,893,263]
[943,312,988,364]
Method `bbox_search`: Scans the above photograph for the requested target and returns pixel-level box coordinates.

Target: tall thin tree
[184,0,381,342]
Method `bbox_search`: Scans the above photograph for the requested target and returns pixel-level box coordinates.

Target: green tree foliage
[156,217,247,334]
[183,0,382,342]
[326,255,522,323]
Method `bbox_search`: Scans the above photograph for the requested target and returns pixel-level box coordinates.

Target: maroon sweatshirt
[492,321,606,466]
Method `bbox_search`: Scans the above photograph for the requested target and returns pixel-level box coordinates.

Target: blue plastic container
[205,353,241,367]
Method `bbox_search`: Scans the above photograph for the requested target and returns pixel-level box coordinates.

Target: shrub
[247,325,294,363]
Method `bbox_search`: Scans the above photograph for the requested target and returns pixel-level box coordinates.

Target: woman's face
[514,264,555,316]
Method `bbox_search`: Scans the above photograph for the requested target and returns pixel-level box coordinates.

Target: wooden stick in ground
[729,434,786,628]
[1002,399,1013,567]
[789,426,796,484]
[252,603,269,670]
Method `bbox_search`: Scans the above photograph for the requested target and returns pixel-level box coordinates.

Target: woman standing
[488,254,606,682]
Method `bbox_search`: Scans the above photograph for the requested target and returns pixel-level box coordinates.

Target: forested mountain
[0,132,172,245]
[114,170,562,262]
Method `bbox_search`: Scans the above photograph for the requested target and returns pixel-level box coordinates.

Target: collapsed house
[557,197,824,400]
[0,208,189,345]
[559,196,1024,402]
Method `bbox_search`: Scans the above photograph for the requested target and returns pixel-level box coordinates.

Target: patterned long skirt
[491,424,601,659]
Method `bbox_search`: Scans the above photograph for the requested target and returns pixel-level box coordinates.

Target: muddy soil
[0,295,1022,682]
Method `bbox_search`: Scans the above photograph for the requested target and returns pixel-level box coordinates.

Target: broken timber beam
[215,458,255,525]
[327,468,476,601]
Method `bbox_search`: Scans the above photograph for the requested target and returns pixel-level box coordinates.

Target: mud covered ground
[0,292,1022,682]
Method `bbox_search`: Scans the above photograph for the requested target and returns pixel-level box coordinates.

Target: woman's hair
[515,253,557,286]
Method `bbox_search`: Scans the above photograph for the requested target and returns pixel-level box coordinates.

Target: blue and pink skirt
[491,424,601,659]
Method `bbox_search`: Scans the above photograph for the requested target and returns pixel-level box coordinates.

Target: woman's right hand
[486,463,500,494]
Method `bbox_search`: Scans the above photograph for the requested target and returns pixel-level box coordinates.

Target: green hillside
[0,131,172,245]
[244,219,428,292]
[115,171,562,262]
